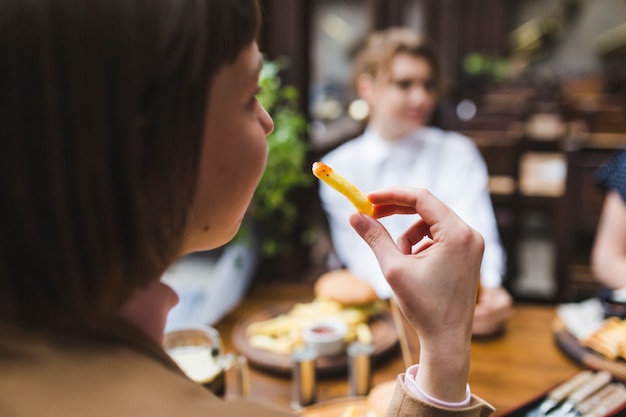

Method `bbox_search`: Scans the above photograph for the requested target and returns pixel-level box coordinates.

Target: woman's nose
[408,86,429,104]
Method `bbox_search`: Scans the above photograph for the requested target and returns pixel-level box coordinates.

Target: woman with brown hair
[0,1,493,416]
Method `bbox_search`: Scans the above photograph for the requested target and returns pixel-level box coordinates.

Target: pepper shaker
[348,342,375,397]
[291,346,317,409]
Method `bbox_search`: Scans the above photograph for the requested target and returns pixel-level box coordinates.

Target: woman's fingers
[373,203,416,219]
[369,187,461,229]
[349,212,403,273]
[396,218,431,254]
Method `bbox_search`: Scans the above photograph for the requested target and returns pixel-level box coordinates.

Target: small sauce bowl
[302,319,348,357]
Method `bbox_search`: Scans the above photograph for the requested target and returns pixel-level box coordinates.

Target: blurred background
[166,0,626,326]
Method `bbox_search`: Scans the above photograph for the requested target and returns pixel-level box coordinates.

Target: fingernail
[349,213,367,232]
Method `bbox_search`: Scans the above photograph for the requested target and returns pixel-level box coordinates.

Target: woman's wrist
[415,338,471,402]
[405,365,471,408]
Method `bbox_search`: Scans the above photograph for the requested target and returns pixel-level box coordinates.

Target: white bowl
[302,319,348,357]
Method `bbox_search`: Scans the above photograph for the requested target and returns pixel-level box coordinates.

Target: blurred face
[181,42,274,253]
[361,52,438,140]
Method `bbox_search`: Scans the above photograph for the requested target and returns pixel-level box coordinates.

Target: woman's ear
[355,73,375,104]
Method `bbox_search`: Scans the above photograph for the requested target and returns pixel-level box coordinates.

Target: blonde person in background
[0,0,497,415]
[319,28,513,336]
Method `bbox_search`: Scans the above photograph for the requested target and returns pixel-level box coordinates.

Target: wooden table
[214,282,580,416]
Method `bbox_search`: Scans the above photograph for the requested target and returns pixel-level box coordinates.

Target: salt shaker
[348,342,375,397]
[291,346,317,409]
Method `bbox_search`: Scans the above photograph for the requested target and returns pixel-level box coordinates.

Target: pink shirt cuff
[404,364,471,408]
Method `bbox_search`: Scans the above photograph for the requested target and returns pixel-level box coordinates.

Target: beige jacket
[0,319,494,417]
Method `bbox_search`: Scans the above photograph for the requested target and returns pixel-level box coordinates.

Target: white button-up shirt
[319,126,505,298]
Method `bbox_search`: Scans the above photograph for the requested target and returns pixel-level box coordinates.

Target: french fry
[312,162,374,216]
[248,335,295,355]
[246,314,292,337]
[337,309,368,326]
[341,405,358,417]
[246,297,379,356]
[290,299,343,318]
[355,322,373,345]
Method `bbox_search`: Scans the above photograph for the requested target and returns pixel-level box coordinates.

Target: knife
[547,371,614,417]
[527,371,595,417]
[581,386,626,417]
[563,383,623,417]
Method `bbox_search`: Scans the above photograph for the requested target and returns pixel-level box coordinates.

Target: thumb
[349,213,400,270]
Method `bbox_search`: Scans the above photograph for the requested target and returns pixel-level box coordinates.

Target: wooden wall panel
[422,0,513,94]
[369,0,404,29]
[258,0,311,114]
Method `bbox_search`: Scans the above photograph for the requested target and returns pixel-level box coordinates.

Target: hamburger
[314,269,385,317]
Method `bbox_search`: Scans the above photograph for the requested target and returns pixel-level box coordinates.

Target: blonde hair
[352,27,442,93]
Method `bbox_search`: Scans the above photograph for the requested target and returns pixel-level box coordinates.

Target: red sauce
[311,326,336,334]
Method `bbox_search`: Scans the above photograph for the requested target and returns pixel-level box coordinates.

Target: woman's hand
[349,187,484,402]
[473,286,514,336]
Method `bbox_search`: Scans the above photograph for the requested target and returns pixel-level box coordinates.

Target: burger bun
[314,269,379,307]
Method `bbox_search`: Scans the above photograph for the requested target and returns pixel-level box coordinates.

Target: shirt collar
[362,126,427,165]
[361,128,392,166]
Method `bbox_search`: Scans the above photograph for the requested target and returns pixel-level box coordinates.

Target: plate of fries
[232,297,398,375]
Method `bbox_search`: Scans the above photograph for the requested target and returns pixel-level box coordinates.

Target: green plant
[463,53,511,80]
[236,59,312,257]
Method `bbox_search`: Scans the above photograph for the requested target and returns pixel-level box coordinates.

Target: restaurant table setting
[505,370,626,417]
[554,291,626,380]
[164,324,250,398]
[229,269,401,414]
[160,275,626,417]
[165,269,404,416]
[501,290,626,417]
[230,297,398,376]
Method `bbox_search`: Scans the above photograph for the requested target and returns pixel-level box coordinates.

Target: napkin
[556,298,605,340]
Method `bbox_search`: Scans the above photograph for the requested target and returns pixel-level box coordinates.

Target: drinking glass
[163,325,248,398]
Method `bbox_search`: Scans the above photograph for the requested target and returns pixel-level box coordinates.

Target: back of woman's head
[0,0,260,325]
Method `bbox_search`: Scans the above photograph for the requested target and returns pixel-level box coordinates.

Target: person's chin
[406,116,427,126]
[213,221,245,248]
[179,230,235,255]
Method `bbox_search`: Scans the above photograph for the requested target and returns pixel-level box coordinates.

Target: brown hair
[0,0,261,325]
[352,27,442,93]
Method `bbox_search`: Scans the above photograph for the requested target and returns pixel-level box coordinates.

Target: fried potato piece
[312,162,374,216]
[246,314,293,337]
[248,334,299,355]
[355,322,373,345]
[246,297,376,355]
[290,299,343,318]
[341,405,357,417]
[339,404,381,417]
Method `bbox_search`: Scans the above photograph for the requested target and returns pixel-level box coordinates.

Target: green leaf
[234,59,313,258]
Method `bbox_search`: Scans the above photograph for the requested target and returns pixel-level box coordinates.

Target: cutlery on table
[526,370,595,417]
[581,385,626,417]
[547,370,614,417]
[563,383,624,417]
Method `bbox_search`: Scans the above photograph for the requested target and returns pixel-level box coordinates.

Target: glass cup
[163,325,248,398]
